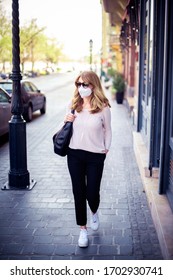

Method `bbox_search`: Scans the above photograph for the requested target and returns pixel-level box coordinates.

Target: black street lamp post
[89,39,93,70]
[2,0,36,190]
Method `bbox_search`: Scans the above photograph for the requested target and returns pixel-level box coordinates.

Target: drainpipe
[137,0,145,132]
[159,0,168,194]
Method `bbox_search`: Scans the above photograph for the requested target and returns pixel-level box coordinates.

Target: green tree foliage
[44,38,62,66]
[0,3,12,72]
[0,4,63,74]
[20,19,46,72]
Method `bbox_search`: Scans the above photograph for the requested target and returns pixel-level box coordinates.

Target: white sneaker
[90,212,99,231]
[78,229,88,247]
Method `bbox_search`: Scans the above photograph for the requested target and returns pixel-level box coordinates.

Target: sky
[2,0,102,59]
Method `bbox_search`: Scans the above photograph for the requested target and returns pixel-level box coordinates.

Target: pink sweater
[68,106,112,154]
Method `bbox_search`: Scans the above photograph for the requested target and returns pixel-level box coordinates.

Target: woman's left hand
[64,113,76,123]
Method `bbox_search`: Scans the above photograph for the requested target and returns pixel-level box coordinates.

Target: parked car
[0,87,11,137]
[0,79,46,122]
[0,73,9,79]
[0,79,13,94]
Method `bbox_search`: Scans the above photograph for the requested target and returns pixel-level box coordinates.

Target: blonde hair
[71,71,111,113]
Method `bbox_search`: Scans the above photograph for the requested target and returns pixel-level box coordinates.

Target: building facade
[102,0,173,259]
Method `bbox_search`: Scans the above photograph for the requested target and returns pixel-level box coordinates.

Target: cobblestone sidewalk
[0,96,163,260]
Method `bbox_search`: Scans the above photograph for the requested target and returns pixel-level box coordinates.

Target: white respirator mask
[78,86,92,98]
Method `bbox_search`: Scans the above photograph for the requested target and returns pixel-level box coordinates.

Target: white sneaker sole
[78,241,89,248]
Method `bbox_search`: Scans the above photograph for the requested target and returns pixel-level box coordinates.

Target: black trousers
[67,148,106,226]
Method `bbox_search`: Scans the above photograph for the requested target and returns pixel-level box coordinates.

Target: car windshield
[0,82,12,92]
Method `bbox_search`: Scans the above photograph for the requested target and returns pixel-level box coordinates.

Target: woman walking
[64,70,112,247]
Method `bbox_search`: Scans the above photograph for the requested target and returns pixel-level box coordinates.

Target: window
[29,82,38,92]
[23,82,38,93]
[0,83,12,92]
[0,89,9,103]
[23,82,32,92]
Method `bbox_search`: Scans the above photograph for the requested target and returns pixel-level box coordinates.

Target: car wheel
[25,105,33,122]
[40,101,46,114]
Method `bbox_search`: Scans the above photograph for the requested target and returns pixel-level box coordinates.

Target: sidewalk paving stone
[0,95,163,260]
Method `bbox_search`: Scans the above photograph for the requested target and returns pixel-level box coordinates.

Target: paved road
[0,73,163,259]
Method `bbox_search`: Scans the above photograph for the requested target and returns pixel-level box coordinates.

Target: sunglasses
[75,82,90,88]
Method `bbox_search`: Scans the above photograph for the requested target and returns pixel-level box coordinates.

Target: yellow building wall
[101,2,123,74]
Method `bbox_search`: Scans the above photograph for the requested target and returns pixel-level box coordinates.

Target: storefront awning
[102,0,129,26]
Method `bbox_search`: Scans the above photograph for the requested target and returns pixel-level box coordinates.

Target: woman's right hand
[64,113,76,123]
